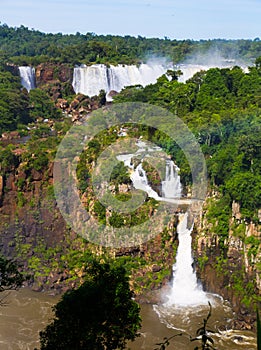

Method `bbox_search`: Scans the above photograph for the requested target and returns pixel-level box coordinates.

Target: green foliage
[0,254,24,303]
[0,24,261,66]
[93,201,106,225]
[197,255,209,270]
[206,197,231,250]
[0,63,30,133]
[29,89,62,120]
[110,161,131,185]
[38,261,141,350]
[244,236,260,258]
[17,191,26,207]
[225,173,261,218]
[0,146,19,174]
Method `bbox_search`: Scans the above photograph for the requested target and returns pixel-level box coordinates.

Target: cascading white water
[165,212,208,306]
[117,141,208,306]
[130,163,160,200]
[72,63,168,97]
[117,140,182,201]
[18,66,36,91]
[177,64,213,83]
[162,160,182,198]
[73,61,248,97]
[176,61,248,83]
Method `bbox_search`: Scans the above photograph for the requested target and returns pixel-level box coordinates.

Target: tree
[225,172,261,216]
[0,254,24,304]
[38,261,141,350]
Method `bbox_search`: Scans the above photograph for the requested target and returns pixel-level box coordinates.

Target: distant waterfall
[117,140,182,201]
[72,63,167,98]
[162,160,182,198]
[176,61,248,83]
[18,66,36,91]
[165,212,208,306]
[177,64,213,83]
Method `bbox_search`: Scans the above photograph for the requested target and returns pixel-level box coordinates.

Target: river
[0,288,257,350]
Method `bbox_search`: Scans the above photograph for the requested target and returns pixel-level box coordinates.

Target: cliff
[195,195,261,329]
[0,135,177,296]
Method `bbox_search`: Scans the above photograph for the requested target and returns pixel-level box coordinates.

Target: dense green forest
[0,23,261,65]
[0,23,260,346]
[113,60,261,218]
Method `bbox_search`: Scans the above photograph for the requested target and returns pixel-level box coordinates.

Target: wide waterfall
[176,61,248,83]
[72,63,167,98]
[165,212,208,306]
[18,66,36,91]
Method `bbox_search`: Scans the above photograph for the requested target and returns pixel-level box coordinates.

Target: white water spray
[130,163,160,200]
[117,141,182,201]
[162,160,182,198]
[18,66,36,91]
[72,63,168,98]
[117,141,208,306]
[165,212,208,306]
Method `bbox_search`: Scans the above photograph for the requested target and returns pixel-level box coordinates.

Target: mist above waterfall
[176,48,250,83]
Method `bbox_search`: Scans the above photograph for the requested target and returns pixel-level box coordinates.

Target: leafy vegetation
[0,254,24,304]
[37,261,141,350]
[0,23,260,66]
[0,23,260,345]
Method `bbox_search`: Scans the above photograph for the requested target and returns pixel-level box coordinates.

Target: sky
[0,0,260,40]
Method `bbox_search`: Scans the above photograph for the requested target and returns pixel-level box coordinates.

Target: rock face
[0,151,178,296]
[195,196,260,330]
[56,94,102,121]
[34,63,75,101]
[35,63,73,85]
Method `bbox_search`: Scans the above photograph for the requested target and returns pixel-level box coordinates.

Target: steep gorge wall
[194,196,260,329]
[0,155,178,297]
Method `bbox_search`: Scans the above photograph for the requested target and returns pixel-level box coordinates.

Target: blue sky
[1,0,260,39]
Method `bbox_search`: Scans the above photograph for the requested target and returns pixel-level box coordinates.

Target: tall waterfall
[18,66,36,91]
[117,141,208,307]
[165,212,208,306]
[162,160,182,198]
[72,63,167,98]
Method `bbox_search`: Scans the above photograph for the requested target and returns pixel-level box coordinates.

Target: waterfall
[72,63,168,97]
[162,160,182,198]
[176,61,248,83]
[165,212,208,306]
[176,64,213,83]
[117,141,209,306]
[18,66,36,91]
[117,141,182,201]
[130,163,160,201]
